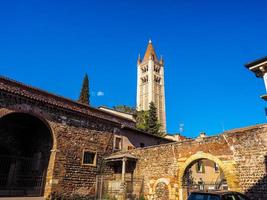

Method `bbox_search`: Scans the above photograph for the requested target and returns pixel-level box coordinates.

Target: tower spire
[143,39,158,62]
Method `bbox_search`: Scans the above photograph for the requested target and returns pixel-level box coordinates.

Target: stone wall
[114,124,267,200]
[0,105,116,198]
[0,76,171,198]
[1,77,266,199]
[49,121,114,197]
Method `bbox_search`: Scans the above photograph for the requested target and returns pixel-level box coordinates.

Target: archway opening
[0,113,53,197]
[182,158,228,198]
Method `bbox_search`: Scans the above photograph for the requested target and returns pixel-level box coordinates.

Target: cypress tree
[78,73,90,105]
[147,102,161,135]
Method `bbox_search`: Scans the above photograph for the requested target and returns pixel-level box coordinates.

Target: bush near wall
[47,193,95,200]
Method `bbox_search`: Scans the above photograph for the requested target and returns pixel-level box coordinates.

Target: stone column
[122,157,126,182]
[120,157,127,200]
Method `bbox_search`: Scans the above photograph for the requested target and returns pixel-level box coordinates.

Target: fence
[183,180,228,196]
[0,155,45,196]
[95,175,144,200]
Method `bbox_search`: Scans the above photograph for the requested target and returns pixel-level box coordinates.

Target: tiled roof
[0,76,172,140]
[245,56,267,68]
[142,40,158,62]
[0,76,135,127]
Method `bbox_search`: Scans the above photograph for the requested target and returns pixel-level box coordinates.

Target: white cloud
[97,91,104,97]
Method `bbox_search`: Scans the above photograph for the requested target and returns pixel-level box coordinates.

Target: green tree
[113,105,149,132]
[135,110,149,132]
[78,73,90,105]
[147,102,161,136]
[113,105,136,114]
[112,103,162,136]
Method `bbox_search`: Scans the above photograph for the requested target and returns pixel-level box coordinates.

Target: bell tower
[136,40,166,132]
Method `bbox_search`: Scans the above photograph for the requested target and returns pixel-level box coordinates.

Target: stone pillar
[179,188,183,200]
[119,157,127,200]
[122,157,126,182]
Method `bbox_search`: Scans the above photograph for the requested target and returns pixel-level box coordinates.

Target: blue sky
[1,0,267,137]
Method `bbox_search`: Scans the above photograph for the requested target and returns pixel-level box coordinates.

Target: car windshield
[188,193,220,200]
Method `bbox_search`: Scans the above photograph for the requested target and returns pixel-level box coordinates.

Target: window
[141,65,148,73]
[128,146,134,150]
[154,66,160,73]
[140,143,145,148]
[141,75,148,84]
[214,163,219,172]
[154,75,161,84]
[114,136,122,150]
[196,161,205,173]
[82,151,97,166]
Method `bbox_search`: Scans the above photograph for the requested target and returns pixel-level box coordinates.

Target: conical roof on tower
[142,39,158,62]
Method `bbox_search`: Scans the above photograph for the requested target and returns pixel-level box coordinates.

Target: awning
[105,153,138,162]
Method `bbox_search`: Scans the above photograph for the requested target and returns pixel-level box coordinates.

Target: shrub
[48,192,94,200]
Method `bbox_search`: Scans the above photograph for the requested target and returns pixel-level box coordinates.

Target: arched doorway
[182,158,228,197]
[0,112,53,197]
[178,152,240,200]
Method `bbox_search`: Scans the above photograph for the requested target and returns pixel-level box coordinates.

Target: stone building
[136,40,167,132]
[108,124,267,200]
[0,76,170,199]
[1,55,267,200]
[245,56,267,100]
[102,57,267,200]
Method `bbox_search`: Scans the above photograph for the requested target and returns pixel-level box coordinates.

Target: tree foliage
[113,102,162,136]
[113,105,136,114]
[78,74,90,105]
[135,110,149,132]
[147,102,161,136]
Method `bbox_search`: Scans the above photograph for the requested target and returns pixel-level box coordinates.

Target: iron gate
[0,155,46,197]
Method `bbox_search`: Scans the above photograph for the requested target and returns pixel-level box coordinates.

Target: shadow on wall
[245,156,267,200]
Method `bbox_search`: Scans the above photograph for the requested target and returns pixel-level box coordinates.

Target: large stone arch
[0,110,57,198]
[0,108,57,150]
[177,152,240,200]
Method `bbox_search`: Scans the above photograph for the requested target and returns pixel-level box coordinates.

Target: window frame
[214,162,220,172]
[196,160,205,173]
[140,143,145,148]
[82,150,97,166]
[113,135,123,151]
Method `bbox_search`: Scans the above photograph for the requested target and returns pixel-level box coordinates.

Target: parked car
[187,191,250,200]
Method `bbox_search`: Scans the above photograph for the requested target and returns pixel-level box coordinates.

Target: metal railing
[0,155,46,197]
[184,180,228,193]
[95,175,144,200]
